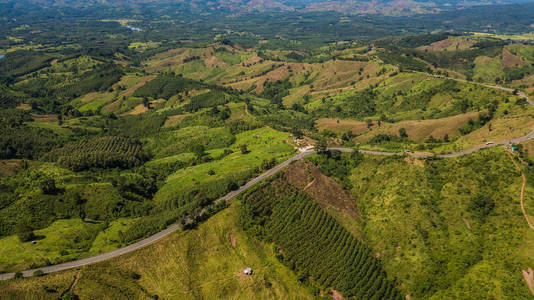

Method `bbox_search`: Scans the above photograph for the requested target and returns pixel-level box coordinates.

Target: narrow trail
[507,152,534,231]
[1,74,534,281]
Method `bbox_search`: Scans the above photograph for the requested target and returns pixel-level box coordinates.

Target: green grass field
[0,205,316,300]
[153,127,295,204]
[347,149,534,299]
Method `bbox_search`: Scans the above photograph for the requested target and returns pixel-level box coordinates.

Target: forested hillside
[1,3,534,297]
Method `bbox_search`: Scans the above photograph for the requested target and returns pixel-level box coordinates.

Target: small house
[243,268,253,275]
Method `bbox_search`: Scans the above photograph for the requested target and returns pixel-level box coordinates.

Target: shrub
[15,223,35,242]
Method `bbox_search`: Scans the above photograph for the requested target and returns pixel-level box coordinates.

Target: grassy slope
[153,127,295,204]
[350,149,534,299]
[0,205,315,300]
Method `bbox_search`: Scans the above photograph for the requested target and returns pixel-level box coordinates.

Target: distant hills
[3,0,534,16]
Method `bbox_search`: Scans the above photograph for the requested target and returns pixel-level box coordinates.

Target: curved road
[1,76,533,281]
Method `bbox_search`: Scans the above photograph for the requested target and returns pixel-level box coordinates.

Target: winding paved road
[1,75,533,281]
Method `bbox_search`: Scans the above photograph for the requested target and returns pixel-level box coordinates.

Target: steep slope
[0,205,316,299]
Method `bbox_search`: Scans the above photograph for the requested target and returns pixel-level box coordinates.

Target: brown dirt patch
[122,100,164,116]
[102,99,119,113]
[205,56,228,68]
[316,118,368,135]
[16,103,31,110]
[502,48,529,68]
[79,92,102,103]
[355,112,480,143]
[418,38,476,52]
[0,159,34,178]
[462,216,472,230]
[329,289,344,300]
[123,104,149,116]
[404,157,424,167]
[285,161,361,219]
[163,114,187,128]
[523,267,534,296]
[420,38,455,51]
[121,75,157,98]
[229,233,236,248]
[31,114,58,122]
[244,56,262,66]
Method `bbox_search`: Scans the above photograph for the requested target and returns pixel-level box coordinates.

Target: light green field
[473,56,504,83]
[506,44,534,63]
[0,205,315,300]
[154,127,295,203]
[88,218,138,255]
[473,31,534,42]
[0,219,102,273]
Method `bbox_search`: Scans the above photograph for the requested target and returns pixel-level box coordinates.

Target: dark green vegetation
[1,1,534,297]
[43,136,149,171]
[132,73,204,100]
[240,176,402,299]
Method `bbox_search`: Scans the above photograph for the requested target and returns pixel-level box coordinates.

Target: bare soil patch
[244,55,262,66]
[329,289,344,300]
[205,56,228,68]
[79,92,102,103]
[355,112,480,143]
[31,114,58,122]
[122,100,164,116]
[16,103,31,110]
[523,267,534,296]
[163,114,187,128]
[285,161,361,219]
[502,48,529,67]
[316,118,369,135]
[0,160,33,178]
[404,157,424,167]
[418,38,475,52]
[462,216,472,230]
[229,233,236,248]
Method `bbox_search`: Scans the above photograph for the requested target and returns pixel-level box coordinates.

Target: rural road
[1,75,533,281]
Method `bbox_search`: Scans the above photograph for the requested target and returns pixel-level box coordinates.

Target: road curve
[1,77,533,281]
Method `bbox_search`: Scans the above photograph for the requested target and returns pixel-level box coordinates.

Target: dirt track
[508,153,534,231]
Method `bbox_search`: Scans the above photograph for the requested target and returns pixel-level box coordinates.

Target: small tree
[61,292,79,300]
[191,144,205,159]
[14,272,23,279]
[399,128,408,138]
[315,140,327,153]
[40,177,58,194]
[444,134,450,142]
[16,223,35,242]
[79,210,86,222]
[240,144,249,154]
